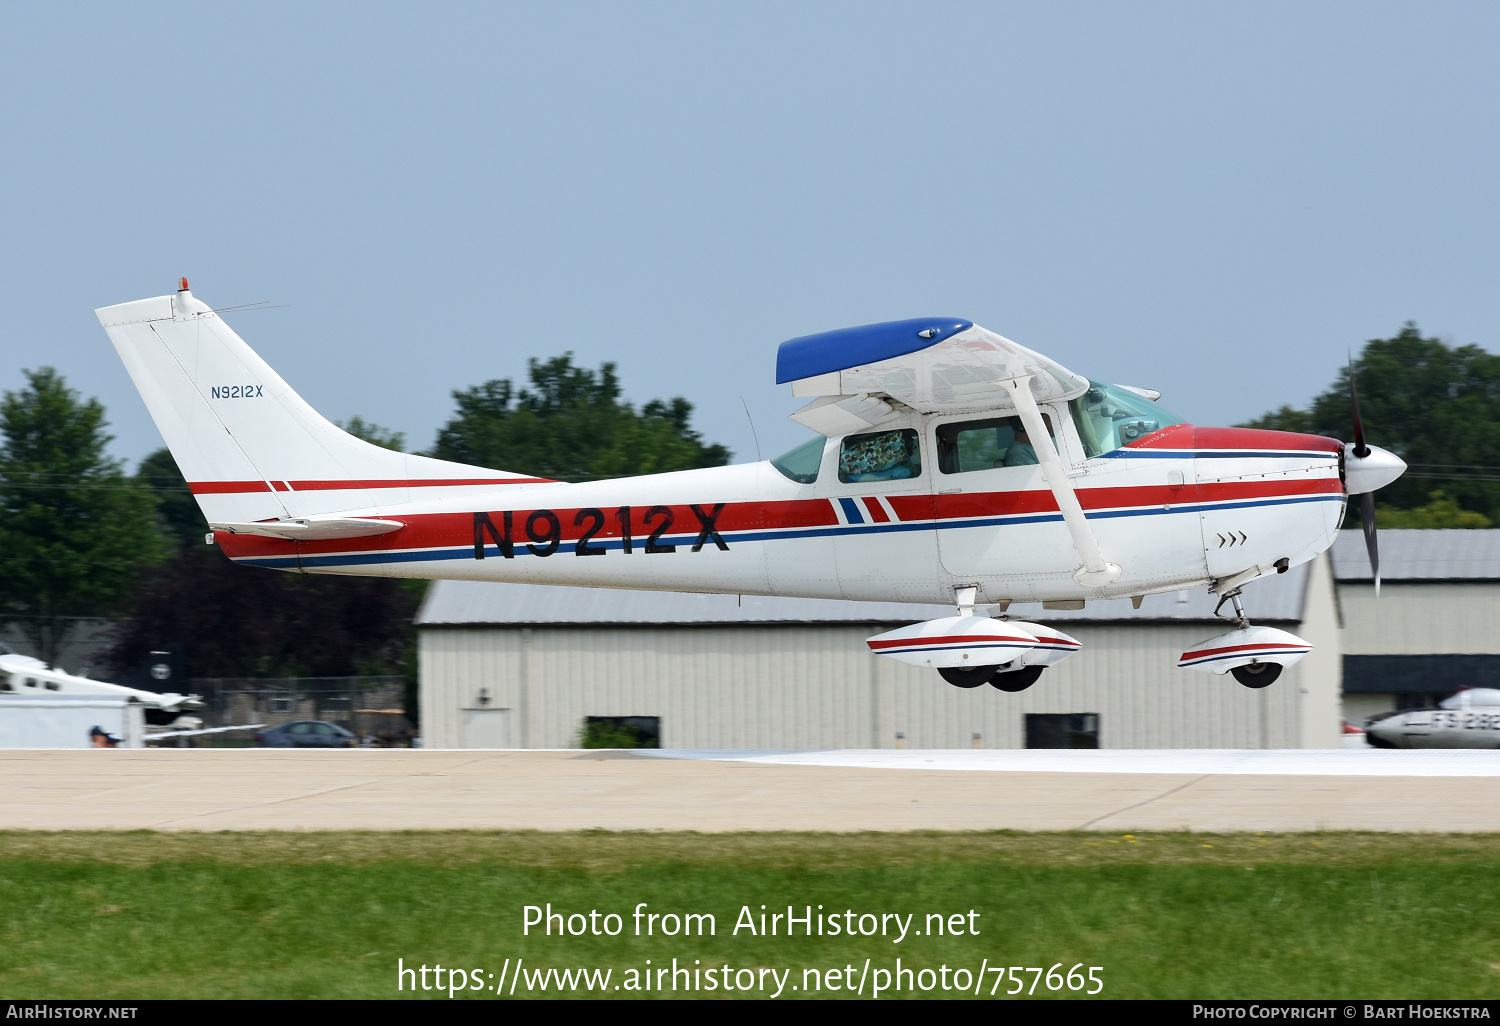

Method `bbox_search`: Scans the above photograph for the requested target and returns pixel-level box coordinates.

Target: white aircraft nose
[1363,717,1403,748]
[1344,443,1407,495]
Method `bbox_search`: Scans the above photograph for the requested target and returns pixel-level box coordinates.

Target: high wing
[777,317,1088,436]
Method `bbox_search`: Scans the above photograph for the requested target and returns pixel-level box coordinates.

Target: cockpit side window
[770,436,825,484]
[936,416,1057,474]
[1068,381,1186,458]
[937,418,1013,474]
[839,429,921,483]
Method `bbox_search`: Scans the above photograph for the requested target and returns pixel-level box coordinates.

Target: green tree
[431,354,729,480]
[117,446,425,680]
[136,447,206,549]
[336,416,405,452]
[1374,491,1492,529]
[1241,323,1500,523]
[0,369,168,667]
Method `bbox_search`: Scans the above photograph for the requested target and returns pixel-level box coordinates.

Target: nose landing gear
[1178,586,1312,688]
[1230,662,1282,688]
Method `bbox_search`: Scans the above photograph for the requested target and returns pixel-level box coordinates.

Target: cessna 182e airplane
[96,280,1407,693]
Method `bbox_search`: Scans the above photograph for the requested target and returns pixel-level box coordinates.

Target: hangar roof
[416,560,1311,628]
[1331,529,1500,582]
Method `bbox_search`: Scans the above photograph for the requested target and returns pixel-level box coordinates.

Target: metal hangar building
[414,530,1499,751]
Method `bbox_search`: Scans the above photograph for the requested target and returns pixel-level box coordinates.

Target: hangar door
[463,709,511,749]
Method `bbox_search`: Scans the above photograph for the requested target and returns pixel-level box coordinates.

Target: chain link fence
[188,676,414,746]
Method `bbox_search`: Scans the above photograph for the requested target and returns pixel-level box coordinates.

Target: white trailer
[0,695,145,749]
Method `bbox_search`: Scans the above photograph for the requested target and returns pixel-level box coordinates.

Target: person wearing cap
[89,726,119,748]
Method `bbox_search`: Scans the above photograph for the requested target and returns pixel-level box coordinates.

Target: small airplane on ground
[1366,688,1500,749]
[0,650,203,726]
[97,280,1407,693]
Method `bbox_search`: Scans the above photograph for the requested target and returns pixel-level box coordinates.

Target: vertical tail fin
[97,282,547,524]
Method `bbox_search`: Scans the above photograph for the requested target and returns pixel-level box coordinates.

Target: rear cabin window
[839,429,921,483]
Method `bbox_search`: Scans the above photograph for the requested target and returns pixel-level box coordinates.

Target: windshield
[770,435,825,483]
[1068,382,1185,458]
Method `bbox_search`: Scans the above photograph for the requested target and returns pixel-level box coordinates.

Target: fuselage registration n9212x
[97,281,1407,694]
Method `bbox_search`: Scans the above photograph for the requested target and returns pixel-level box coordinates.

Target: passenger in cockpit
[1002,418,1040,467]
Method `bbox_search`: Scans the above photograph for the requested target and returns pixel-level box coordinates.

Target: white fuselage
[0,654,200,714]
[218,413,1346,607]
[1367,707,1500,749]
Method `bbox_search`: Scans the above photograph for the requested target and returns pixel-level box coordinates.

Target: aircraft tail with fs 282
[98,281,1407,693]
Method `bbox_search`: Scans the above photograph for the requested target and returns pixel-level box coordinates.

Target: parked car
[254,720,357,748]
[1342,720,1368,749]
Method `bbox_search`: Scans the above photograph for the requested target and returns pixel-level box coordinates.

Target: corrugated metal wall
[420,620,1308,750]
[1340,583,1500,655]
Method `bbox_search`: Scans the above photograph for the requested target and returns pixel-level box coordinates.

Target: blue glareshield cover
[775,317,974,384]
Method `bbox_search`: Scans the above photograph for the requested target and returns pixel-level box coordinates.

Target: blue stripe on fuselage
[838,497,865,524]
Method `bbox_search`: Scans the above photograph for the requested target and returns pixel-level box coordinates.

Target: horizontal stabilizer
[209,517,405,541]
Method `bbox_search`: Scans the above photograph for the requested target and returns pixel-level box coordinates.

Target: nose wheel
[1179,585,1310,688]
[1230,662,1281,688]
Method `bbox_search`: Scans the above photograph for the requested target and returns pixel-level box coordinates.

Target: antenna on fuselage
[740,397,763,462]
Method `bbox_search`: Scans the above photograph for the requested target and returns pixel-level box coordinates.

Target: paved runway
[4,748,1499,832]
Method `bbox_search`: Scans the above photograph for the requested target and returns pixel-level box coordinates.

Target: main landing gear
[938,664,1047,692]
[1177,585,1312,689]
[865,587,1081,695]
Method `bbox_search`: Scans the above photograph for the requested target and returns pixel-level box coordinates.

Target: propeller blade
[1360,491,1380,597]
[1349,355,1369,458]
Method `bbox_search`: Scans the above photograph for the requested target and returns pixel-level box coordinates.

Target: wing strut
[1000,376,1122,587]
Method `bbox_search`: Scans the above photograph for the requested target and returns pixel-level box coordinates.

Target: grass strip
[1,830,1497,1000]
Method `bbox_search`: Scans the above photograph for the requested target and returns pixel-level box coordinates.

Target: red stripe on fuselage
[216,474,1341,561]
[862,497,891,523]
[217,497,842,559]
[933,477,1340,520]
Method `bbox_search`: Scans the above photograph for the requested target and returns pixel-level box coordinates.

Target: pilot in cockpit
[1002,418,1040,467]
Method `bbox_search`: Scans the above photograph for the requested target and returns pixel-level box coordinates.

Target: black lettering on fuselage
[574,508,606,555]
[473,511,514,559]
[688,503,729,552]
[615,506,633,554]
[472,504,728,560]
[643,506,676,553]
[526,509,562,557]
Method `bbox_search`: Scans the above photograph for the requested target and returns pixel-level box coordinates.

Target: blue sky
[2,2,1496,467]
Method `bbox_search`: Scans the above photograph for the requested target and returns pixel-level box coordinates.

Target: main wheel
[939,665,1000,688]
[1231,661,1282,688]
[989,665,1045,692]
